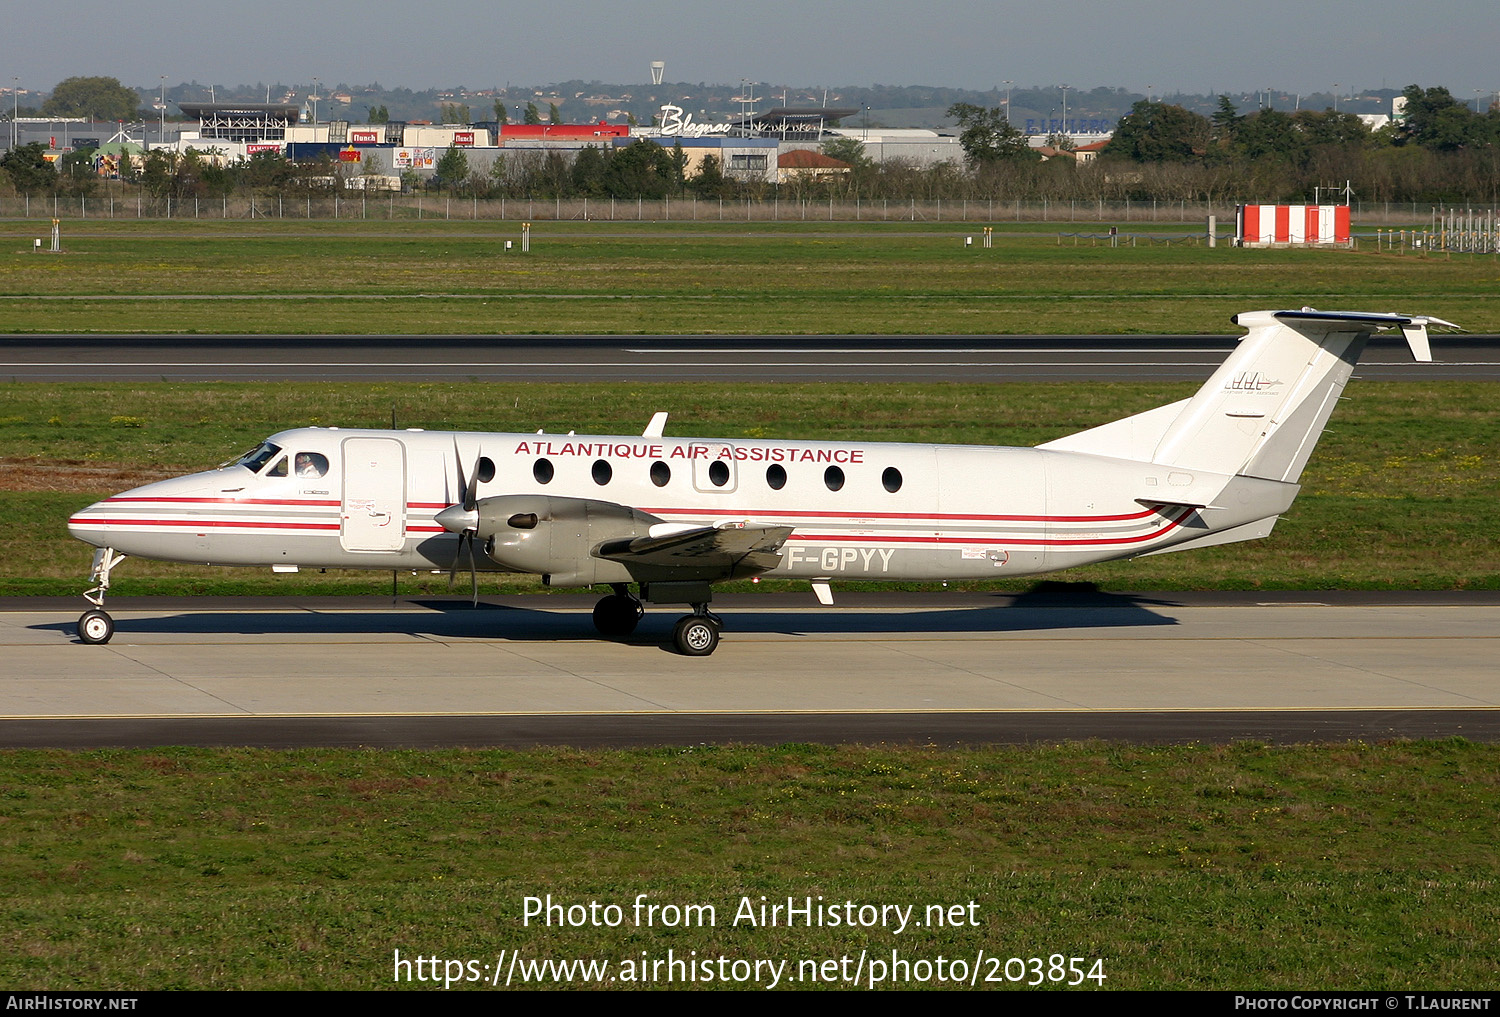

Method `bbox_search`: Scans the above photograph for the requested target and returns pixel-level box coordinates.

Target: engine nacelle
[473,494,660,587]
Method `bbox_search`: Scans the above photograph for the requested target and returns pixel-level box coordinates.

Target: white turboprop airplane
[67,309,1451,655]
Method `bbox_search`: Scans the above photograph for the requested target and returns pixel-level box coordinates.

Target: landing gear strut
[592,584,644,638]
[78,547,125,645]
[615,582,726,655]
[671,605,721,657]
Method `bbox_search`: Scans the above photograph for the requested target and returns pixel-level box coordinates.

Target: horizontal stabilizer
[1251,309,1459,362]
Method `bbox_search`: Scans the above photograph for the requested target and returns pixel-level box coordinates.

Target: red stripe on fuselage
[637,506,1158,523]
[69,517,340,531]
[105,496,341,507]
[787,507,1194,547]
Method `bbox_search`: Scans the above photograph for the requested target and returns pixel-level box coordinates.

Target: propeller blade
[452,438,469,507]
[446,531,465,591]
[464,450,495,512]
[468,530,479,606]
[444,439,494,603]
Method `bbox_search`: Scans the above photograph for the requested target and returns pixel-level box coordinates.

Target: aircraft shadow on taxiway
[39,586,1179,646]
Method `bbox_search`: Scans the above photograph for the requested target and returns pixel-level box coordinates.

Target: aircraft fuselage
[68,425,1265,584]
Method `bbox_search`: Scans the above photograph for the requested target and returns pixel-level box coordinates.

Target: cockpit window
[294,452,329,478]
[231,442,283,473]
[266,456,289,478]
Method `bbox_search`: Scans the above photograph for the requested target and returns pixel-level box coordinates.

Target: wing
[593,522,794,583]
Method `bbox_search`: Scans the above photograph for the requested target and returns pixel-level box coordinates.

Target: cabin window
[882,466,903,493]
[234,441,282,473]
[650,461,671,487]
[592,459,613,485]
[295,452,329,478]
[708,460,730,488]
[766,464,787,490]
[266,456,289,478]
[533,458,554,484]
[824,465,844,492]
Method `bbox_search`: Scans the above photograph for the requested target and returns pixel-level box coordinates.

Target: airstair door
[341,437,407,552]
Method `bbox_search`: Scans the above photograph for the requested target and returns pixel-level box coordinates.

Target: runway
[2,333,1496,382]
[4,592,1497,748]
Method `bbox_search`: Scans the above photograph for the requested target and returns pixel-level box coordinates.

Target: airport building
[13,99,1114,185]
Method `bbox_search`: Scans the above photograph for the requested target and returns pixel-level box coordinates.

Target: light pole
[311,77,320,124]
[1059,83,1069,139]
[10,77,17,149]
[1003,80,1013,123]
[1332,84,1339,112]
[159,76,166,146]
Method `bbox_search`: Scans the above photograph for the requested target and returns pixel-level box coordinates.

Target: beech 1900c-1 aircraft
[68,309,1452,656]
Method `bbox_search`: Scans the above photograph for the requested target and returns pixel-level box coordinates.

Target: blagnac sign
[658,104,732,137]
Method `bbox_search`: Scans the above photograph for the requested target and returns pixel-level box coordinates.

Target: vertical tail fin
[1043,310,1452,483]
[1153,310,1448,482]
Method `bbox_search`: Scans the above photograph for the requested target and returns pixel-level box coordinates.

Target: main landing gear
[592,585,644,638]
[77,547,126,645]
[671,609,721,657]
[591,584,723,655]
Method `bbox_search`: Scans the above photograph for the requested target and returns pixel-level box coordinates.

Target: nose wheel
[78,609,115,645]
[77,547,126,645]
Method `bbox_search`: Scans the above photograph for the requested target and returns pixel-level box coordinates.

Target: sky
[4,0,1495,100]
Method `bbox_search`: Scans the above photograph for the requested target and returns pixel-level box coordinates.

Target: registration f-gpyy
[68,309,1451,655]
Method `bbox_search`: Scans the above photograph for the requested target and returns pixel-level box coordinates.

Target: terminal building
[34,98,1112,186]
[143,101,789,184]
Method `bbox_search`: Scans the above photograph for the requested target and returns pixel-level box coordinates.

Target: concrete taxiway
[2,593,1496,747]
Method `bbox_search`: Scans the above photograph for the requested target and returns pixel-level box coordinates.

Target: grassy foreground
[1,219,1496,335]
[4,379,1497,595]
[1,741,1494,990]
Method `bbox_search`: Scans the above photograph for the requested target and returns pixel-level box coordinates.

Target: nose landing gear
[77,547,126,645]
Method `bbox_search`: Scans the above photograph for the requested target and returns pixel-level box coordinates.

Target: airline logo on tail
[1225,371,1281,392]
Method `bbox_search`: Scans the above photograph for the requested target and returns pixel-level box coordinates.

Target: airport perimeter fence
[3,191,1496,227]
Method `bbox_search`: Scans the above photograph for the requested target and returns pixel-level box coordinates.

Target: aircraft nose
[67,496,114,548]
[66,472,227,552]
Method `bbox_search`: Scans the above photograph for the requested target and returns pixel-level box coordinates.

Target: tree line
[1091,85,1500,203]
[6,85,1497,205]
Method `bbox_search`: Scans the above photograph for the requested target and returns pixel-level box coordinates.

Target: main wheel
[78,609,115,645]
[672,615,719,656]
[593,594,642,638]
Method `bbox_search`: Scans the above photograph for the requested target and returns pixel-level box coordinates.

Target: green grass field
[2,741,1497,989]
[1,220,1496,335]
